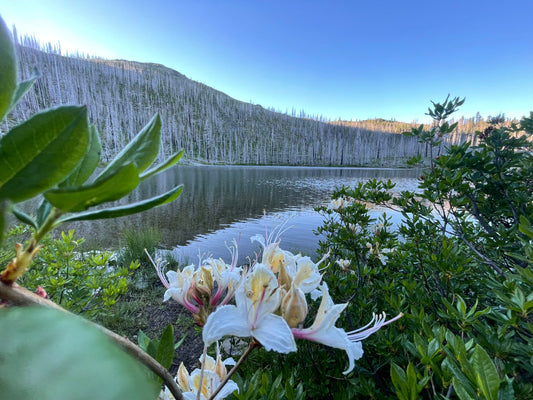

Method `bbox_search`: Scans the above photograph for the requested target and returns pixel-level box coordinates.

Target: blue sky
[1,0,532,122]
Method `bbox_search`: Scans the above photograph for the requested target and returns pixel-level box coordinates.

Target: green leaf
[390,362,409,400]
[96,113,161,182]
[146,340,158,360]
[472,345,500,400]
[36,198,53,227]
[0,307,157,400]
[5,77,38,116]
[174,333,187,350]
[453,377,476,400]
[57,184,183,223]
[137,329,150,351]
[11,205,37,229]
[0,106,90,202]
[519,215,533,239]
[156,324,175,370]
[139,149,184,181]
[0,16,17,121]
[61,124,102,187]
[406,362,419,400]
[45,163,139,212]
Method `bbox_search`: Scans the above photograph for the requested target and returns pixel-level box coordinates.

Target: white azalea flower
[327,196,352,211]
[203,257,243,307]
[366,243,394,265]
[160,344,238,400]
[292,283,402,375]
[336,259,351,270]
[149,241,244,325]
[202,264,297,353]
[159,265,199,314]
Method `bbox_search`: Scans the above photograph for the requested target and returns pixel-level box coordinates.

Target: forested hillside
[335,115,517,135]
[4,37,475,166]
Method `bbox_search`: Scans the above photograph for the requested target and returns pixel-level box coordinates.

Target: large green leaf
[0,307,158,400]
[45,163,139,212]
[0,106,90,202]
[57,184,183,222]
[0,16,16,121]
[96,113,161,182]
[472,345,500,400]
[140,149,184,181]
[156,324,175,371]
[60,124,102,187]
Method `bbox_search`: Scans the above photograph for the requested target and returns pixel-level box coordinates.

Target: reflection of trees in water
[64,166,418,249]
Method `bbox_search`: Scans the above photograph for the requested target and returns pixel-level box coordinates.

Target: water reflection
[64,165,419,258]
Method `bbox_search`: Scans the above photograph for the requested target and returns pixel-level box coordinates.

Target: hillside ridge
[6,43,474,166]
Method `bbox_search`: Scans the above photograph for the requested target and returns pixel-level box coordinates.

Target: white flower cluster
[153,219,402,399]
[159,344,237,400]
[201,227,401,375]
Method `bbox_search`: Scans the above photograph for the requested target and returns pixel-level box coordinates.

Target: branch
[454,230,504,275]
[465,193,497,237]
[208,340,260,400]
[0,281,183,400]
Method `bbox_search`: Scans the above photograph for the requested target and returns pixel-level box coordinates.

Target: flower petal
[252,313,297,353]
[202,305,250,346]
[214,379,239,400]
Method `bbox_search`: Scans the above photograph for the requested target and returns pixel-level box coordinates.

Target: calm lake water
[65,165,419,264]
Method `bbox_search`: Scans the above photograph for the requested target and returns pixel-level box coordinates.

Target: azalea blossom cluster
[366,242,394,264]
[201,229,402,375]
[155,223,402,379]
[149,242,242,326]
[327,195,353,211]
[159,344,238,400]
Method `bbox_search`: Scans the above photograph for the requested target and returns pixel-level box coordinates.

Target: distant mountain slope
[6,42,473,166]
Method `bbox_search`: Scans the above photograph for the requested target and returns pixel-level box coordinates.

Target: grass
[118,226,162,267]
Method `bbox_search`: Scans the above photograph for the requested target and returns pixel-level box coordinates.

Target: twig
[454,224,504,275]
[208,340,260,400]
[197,345,208,400]
[0,281,184,400]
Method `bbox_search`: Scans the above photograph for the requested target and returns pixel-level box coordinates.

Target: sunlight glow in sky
[1,0,532,122]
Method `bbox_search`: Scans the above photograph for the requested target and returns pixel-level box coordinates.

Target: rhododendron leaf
[60,124,101,187]
[157,324,175,370]
[56,184,183,222]
[96,113,161,182]
[0,106,90,202]
[140,149,184,181]
[0,307,158,400]
[45,163,139,212]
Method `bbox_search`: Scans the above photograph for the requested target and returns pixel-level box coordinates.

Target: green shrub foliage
[311,100,533,398]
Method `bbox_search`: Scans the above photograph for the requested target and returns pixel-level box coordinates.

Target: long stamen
[145,249,169,288]
[348,312,403,341]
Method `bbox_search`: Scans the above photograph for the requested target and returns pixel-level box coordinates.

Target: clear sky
[1,0,532,123]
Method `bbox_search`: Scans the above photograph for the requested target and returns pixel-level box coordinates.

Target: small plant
[18,229,139,319]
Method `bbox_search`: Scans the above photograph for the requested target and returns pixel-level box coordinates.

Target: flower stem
[208,340,260,400]
[197,344,208,400]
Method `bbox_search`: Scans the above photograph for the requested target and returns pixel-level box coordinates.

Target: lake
[65,165,419,265]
